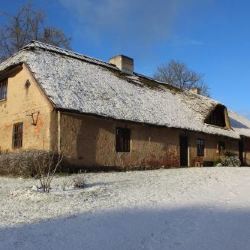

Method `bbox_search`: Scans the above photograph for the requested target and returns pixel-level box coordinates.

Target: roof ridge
[23,40,118,70]
[2,41,219,106]
[23,41,186,93]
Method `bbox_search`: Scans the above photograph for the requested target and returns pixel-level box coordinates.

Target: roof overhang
[0,63,23,81]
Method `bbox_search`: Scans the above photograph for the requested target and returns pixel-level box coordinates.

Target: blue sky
[0,0,249,118]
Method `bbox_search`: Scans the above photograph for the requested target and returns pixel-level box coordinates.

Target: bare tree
[0,2,71,61]
[154,60,210,97]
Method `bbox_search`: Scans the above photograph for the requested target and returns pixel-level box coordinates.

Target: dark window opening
[0,80,7,100]
[180,135,188,167]
[205,105,226,127]
[197,138,205,157]
[116,128,130,152]
[218,141,226,154]
[239,139,244,165]
[13,123,23,149]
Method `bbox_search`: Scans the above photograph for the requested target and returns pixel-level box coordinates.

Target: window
[218,141,225,154]
[197,139,205,157]
[0,80,7,100]
[116,128,130,152]
[12,123,23,149]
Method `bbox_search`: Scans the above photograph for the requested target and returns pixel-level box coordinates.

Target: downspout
[57,110,61,154]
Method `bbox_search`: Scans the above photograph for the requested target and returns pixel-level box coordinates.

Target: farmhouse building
[0,41,249,170]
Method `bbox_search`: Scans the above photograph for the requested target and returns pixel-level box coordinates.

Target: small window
[13,123,23,149]
[0,80,7,100]
[218,141,225,154]
[116,128,130,152]
[197,139,205,157]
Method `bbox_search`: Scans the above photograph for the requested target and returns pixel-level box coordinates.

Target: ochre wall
[0,65,53,152]
[187,131,238,166]
[59,112,239,170]
[59,113,180,170]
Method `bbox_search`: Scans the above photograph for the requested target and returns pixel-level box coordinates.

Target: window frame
[197,138,205,157]
[116,127,131,152]
[0,79,7,101]
[12,122,23,149]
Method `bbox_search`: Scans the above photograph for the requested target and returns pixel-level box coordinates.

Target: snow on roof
[229,111,250,138]
[0,41,245,139]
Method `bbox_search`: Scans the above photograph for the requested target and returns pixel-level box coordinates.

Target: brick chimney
[109,55,134,74]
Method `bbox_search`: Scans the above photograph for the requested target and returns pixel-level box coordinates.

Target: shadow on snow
[1,206,250,250]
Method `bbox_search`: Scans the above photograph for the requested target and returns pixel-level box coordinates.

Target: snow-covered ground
[1,167,250,250]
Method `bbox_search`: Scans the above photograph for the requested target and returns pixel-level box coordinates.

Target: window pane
[197,139,205,157]
[0,80,7,100]
[116,128,130,152]
[13,123,23,149]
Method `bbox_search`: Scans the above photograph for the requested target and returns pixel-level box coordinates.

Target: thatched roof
[0,41,248,139]
[229,111,250,138]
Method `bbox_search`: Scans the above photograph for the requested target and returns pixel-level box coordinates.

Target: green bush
[222,156,241,167]
[215,152,241,167]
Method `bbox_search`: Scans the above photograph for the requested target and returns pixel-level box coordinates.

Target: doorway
[180,135,188,167]
[239,138,244,166]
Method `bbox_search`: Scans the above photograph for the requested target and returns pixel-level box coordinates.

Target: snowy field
[1,167,250,250]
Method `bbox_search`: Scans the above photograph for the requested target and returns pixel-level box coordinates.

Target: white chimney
[109,55,134,74]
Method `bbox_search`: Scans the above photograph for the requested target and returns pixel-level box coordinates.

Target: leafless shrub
[61,180,69,191]
[73,175,85,189]
[33,151,63,193]
[61,179,71,191]
[0,150,63,183]
[0,150,64,192]
[0,150,40,176]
